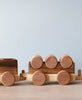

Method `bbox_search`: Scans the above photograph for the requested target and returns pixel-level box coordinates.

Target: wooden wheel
[32,71,46,86]
[45,55,57,69]
[1,71,15,86]
[31,55,43,69]
[57,70,70,85]
[60,55,73,68]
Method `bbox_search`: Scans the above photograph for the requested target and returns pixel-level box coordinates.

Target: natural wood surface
[60,55,73,68]
[30,55,43,69]
[23,73,75,82]
[0,80,82,100]
[78,69,81,76]
[28,62,75,74]
[0,59,17,67]
[0,66,17,74]
[57,70,71,85]
[45,55,58,68]
[32,70,46,85]
[0,59,18,74]
[1,71,15,86]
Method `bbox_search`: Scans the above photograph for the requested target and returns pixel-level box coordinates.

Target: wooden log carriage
[0,55,82,86]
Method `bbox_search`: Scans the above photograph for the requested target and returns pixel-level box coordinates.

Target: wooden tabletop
[0,80,82,100]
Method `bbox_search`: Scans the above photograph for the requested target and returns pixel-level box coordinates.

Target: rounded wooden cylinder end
[60,55,73,68]
[1,71,15,86]
[32,71,46,86]
[45,55,57,69]
[31,55,43,69]
[57,70,70,85]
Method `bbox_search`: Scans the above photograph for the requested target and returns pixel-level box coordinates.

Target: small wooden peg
[22,70,25,73]
[78,69,81,76]
[20,73,22,77]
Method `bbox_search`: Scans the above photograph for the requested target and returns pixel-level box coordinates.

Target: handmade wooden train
[0,55,82,86]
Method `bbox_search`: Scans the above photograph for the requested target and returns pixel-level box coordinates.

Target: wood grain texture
[26,73,75,82]
[45,55,58,69]
[28,62,75,74]
[15,75,26,82]
[1,71,15,86]
[30,55,43,69]
[0,59,17,67]
[57,70,71,85]
[78,69,81,76]
[0,66,17,74]
[32,70,46,85]
[0,59,18,74]
[0,74,26,84]
[60,55,73,68]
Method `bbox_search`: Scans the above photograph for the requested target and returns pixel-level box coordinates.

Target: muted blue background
[0,0,82,74]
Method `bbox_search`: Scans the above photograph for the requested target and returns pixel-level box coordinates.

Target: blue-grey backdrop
[0,0,82,74]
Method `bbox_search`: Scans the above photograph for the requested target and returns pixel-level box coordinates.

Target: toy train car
[0,55,81,86]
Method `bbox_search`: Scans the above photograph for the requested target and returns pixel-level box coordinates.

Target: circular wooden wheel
[45,55,57,69]
[57,70,70,85]
[1,71,15,86]
[60,55,73,68]
[32,71,46,86]
[31,55,43,69]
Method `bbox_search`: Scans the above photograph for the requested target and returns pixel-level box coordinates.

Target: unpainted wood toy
[0,55,82,86]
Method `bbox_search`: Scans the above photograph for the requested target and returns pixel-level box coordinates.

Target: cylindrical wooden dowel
[32,71,46,86]
[60,55,73,68]
[45,55,58,69]
[57,70,70,85]
[0,71,15,86]
[78,69,81,76]
[31,55,43,69]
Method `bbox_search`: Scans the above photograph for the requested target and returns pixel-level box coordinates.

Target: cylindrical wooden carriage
[27,55,75,85]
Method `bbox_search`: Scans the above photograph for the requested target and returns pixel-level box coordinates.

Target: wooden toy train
[0,55,82,86]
